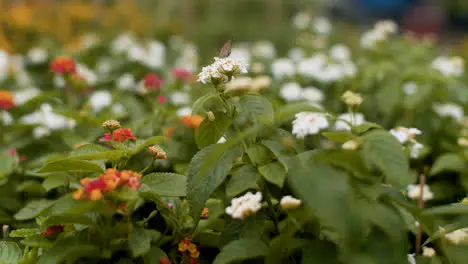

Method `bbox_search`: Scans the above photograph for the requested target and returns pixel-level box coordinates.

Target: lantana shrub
[2,14,468,264]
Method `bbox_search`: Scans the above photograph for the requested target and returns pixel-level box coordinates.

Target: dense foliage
[2,13,468,264]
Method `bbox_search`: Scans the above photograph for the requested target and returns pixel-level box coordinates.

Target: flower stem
[261,182,279,234]
[139,158,155,174]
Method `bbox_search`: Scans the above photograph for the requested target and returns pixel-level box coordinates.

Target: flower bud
[341,90,363,107]
[207,111,215,121]
[342,140,359,150]
[149,145,167,159]
[102,120,121,131]
[422,247,436,258]
[458,138,468,147]
[280,195,302,210]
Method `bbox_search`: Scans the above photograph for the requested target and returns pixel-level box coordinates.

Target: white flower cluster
[116,73,136,91]
[335,113,365,131]
[13,87,41,106]
[20,104,76,139]
[433,103,464,122]
[175,43,199,73]
[292,112,329,139]
[27,47,48,64]
[225,192,263,220]
[279,82,324,104]
[89,90,113,113]
[197,57,248,85]
[112,33,166,69]
[76,64,98,86]
[297,49,356,83]
[361,20,398,49]
[0,50,9,82]
[292,12,331,35]
[431,56,464,77]
[225,76,271,94]
[252,41,276,59]
[402,82,418,96]
[271,58,295,80]
[390,126,424,158]
[443,227,468,245]
[407,184,434,201]
[280,196,302,210]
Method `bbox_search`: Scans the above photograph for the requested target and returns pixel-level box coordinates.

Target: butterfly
[219,39,233,58]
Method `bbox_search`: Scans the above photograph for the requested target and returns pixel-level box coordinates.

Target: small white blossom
[217,137,227,144]
[341,90,363,106]
[301,87,324,103]
[76,64,97,86]
[111,33,136,54]
[230,46,251,67]
[409,142,424,159]
[271,58,295,79]
[444,228,468,245]
[225,192,263,220]
[225,77,252,94]
[330,44,351,61]
[251,76,271,92]
[313,17,332,35]
[89,90,112,112]
[280,196,302,210]
[280,82,303,102]
[116,73,136,91]
[252,41,276,59]
[33,126,51,139]
[145,40,166,69]
[197,65,222,84]
[1,111,12,125]
[407,184,434,201]
[111,104,126,115]
[21,104,75,132]
[433,103,464,121]
[407,254,416,264]
[335,113,365,131]
[176,107,192,117]
[432,56,464,77]
[27,48,47,64]
[422,247,436,258]
[292,112,329,138]
[214,57,248,75]
[292,12,311,29]
[13,87,41,106]
[0,50,9,81]
[288,48,305,62]
[360,20,397,49]
[342,140,359,150]
[390,127,422,144]
[170,92,190,106]
[53,75,65,88]
[403,82,418,95]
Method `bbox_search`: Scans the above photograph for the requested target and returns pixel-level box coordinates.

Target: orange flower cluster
[180,115,203,129]
[178,239,200,260]
[0,90,15,110]
[73,169,142,201]
[50,56,76,74]
[100,128,136,143]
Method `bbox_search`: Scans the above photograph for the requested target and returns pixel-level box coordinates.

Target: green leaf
[37,159,104,173]
[49,195,102,215]
[130,136,165,155]
[129,226,151,258]
[14,199,55,221]
[312,150,371,180]
[275,102,323,122]
[286,152,350,240]
[265,236,306,264]
[322,131,357,144]
[375,81,401,115]
[301,240,339,264]
[20,235,53,248]
[120,95,146,121]
[9,228,39,238]
[423,203,468,216]
[226,165,260,198]
[261,140,294,169]
[70,143,126,161]
[37,236,99,264]
[195,113,232,149]
[143,246,168,264]
[430,153,465,176]
[42,174,68,191]
[237,94,274,125]
[0,242,22,264]
[258,162,287,188]
[140,173,187,197]
[360,130,409,187]
[246,144,273,166]
[192,92,226,115]
[351,122,382,135]
[187,145,242,221]
[0,151,14,179]
[42,215,94,228]
[213,239,269,264]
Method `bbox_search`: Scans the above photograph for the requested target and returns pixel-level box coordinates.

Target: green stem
[139,158,155,174]
[261,182,279,235]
